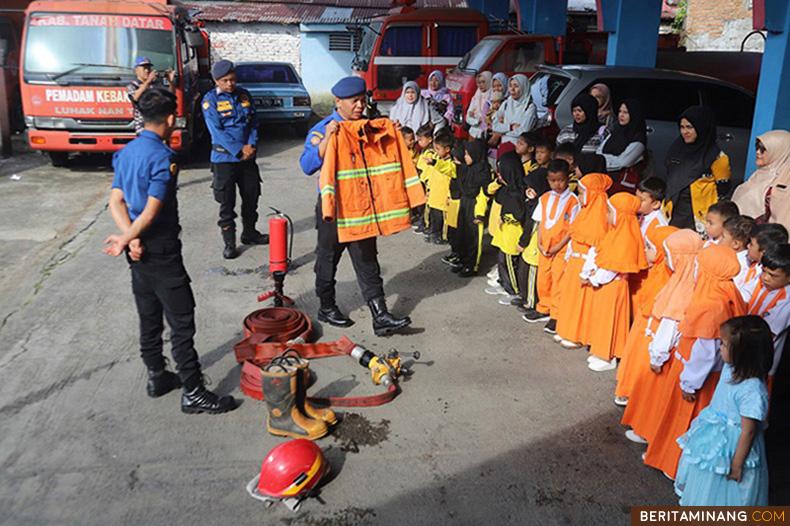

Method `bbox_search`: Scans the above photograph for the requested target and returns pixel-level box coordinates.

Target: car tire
[48,151,69,167]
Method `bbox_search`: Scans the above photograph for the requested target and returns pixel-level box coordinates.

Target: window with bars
[328,31,361,52]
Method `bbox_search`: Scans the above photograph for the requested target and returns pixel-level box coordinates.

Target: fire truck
[19,0,212,166]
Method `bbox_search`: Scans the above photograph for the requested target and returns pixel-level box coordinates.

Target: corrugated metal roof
[187,0,468,24]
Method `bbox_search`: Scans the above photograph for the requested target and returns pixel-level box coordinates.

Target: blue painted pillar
[467,0,510,23]
[746,0,790,178]
[515,0,569,36]
[597,0,662,67]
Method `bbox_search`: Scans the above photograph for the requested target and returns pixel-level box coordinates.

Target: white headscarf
[389,81,429,131]
[501,74,531,120]
[468,71,492,119]
[732,130,790,219]
[491,72,509,99]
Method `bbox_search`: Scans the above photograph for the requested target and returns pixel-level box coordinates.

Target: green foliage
[671,0,688,34]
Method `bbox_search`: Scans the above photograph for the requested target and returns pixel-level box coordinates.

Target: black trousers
[456,197,483,269]
[517,258,539,309]
[314,199,385,306]
[129,239,201,390]
[211,159,261,231]
[428,207,444,239]
[497,251,520,296]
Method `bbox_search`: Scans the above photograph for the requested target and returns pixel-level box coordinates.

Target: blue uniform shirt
[299,110,343,176]
[111,130,180,239]
[202,87,259,164]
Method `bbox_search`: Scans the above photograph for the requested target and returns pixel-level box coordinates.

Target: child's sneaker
[413,223,426,234]
[486,267,498,280]
[498,294,519,305]
[543,319,557,334]
[625,430,647,444]
[457,266,476,278]
[441,253,460,265]
[553,334,563,342]
[484,285,507,296]
[613,396,628,407]
[522,310,550,323]
[509,297,524,306]
[449,261,463,272]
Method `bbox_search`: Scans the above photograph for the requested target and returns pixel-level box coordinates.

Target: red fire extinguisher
[258,208,294,306]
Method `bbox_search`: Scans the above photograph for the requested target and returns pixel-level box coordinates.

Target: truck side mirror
[184,27,204,48]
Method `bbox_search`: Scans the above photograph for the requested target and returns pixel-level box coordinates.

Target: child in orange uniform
[630,178,669,318]
[721,215,757,301]
[614,225,678,405]
[643,244,746,479]
[621,229,704,444]
[554,154,612,349]
[581,192,649,371]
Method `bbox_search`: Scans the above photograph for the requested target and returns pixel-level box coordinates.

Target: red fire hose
[234,307,398,407]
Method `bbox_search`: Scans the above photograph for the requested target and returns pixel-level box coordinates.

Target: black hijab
[495,151,527,222]
[570,92,601,151]
[576,152,608,176]
[450,143,466,199]
[664,105,720,200]
[461,139,491,198]
[603,98,647,155]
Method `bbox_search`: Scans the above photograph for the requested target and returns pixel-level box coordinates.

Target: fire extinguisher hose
[234,308,399,407]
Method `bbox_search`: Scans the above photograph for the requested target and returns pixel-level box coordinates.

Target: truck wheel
[48,151,69,167]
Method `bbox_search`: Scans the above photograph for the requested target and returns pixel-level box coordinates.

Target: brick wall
[684,0,763,51]
[204,23,301,73]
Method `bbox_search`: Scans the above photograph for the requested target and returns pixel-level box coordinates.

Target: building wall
[299,30,356,99]
[203,23,301,71]
[684,0,764,51]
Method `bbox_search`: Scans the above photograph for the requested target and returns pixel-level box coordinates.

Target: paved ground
[0,133,677,526]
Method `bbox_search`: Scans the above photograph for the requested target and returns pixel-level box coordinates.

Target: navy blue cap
[134,57,152,68]
[212,59,235,80]
[331,76,366,99]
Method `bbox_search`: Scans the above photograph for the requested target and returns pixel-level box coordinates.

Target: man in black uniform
[202,60,268,259]
[104,88,236,414]
[299,76,411,337]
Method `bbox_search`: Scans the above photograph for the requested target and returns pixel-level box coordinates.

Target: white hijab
[389,81,429,131]
[500,74,531,124]
[469,71,492,118]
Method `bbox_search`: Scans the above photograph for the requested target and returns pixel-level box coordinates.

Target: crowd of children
[401,123,790,506]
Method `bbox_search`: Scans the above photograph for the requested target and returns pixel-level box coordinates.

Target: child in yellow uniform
[423,131,455,245]
[413,124,435,235]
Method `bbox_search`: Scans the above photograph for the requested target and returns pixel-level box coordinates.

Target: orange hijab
[651,229,704,321]
[596,192,648,273]
[636,225,678,316]
[570,173,612,246]
[678,245,747,339]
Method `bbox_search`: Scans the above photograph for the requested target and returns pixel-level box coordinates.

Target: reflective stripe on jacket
[320,118,426,243]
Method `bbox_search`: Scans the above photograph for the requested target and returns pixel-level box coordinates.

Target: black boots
[317,304,354,327]
[222,228,238,259]
[181,384,237,414]
[368,296,411,336]
[147,368,181,398]
[241,229,269,245]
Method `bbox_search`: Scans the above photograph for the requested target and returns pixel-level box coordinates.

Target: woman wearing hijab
[663,106,731,232]
[490,74,537,148]
[491,72,508,99]
[490,152,529,302]
[590,83,613,129]
[421,70,454,124]
[456,139,493,276]
[598,99,648,194]
[465,71,493,139]
[389,81,445,132]
[556,93,607,154]
[732,130,790,230]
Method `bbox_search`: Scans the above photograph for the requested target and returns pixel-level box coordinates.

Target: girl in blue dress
[674,315,773,505]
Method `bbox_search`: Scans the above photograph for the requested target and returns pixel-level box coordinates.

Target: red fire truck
[19,0,212,165]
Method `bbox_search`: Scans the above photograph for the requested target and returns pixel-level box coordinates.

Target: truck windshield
[24,14,175,79]
[457,39,500,72]
[353,22,382,72]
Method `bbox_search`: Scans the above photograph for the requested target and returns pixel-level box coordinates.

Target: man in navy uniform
[202,59,267,259]
[104,88,236,414]
[299,76,411,337]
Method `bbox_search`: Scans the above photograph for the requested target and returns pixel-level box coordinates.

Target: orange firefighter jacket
[320,118,426,243]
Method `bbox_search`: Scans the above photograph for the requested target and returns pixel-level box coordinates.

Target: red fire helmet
[256,439,329,499]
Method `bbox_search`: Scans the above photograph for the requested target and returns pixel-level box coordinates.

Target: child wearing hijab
[466,71,493,140]
[643,244,746,479]
[390,81,444,133]
[614,225,678,406]
[488,152,528,303]
[598,99,647,194]
[556,93,607,154]
[491,72,508,99]
[674,315,772,506]
[421,70,454,124]
[491,75,537,147]
[665,106,732,233]
[455,140,494,277]
[732,130,790,227]
[582,193,649,371]
[621,229,704,444]
[555,156,612,349]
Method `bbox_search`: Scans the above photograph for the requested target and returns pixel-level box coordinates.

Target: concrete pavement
[0,135,675,526]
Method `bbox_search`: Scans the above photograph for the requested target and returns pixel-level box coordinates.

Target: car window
[590,78,702,122]
[530,72,570,108]
[701,85,754,128]
[491,41,545,73]
[236,64,298,84]
[380,25,422,57]
[437,26,477,57]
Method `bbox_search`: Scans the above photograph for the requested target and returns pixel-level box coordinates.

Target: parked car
[234,62,312,135]
[531,65,755,183]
